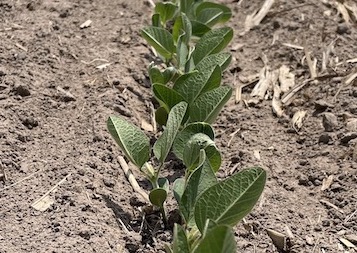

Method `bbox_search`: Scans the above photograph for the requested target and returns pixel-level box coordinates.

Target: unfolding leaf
[173,14,192,44]
[152,13,161,27]
[183,133,221,172]
[155,2,178,25]
[107,116,150,168]
[192,27,233,65]
[153,84,185,110]
[193,225,236,253]
[141,26,175,59]
[177,34,189,70]
[180,151,217,224]
[149,64,165,84]
[154,102,188,163]
[189,86,232,124]
[194,167,266,232]
[172,224,190,253]
[173,122,214,160]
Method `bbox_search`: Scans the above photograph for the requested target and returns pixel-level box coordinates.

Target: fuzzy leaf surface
[141,26,175,59]
[189,86,232,124]
[154,102,188,163]
[193,225,236,253]
[196,2,232,24]
[194,167,266,232]
[182,133,221,172]
[180,151,217,224]
[172,224,190,253]
[153,83,185,110]
[155,2,177,24]
[173,122,214,160]
[192,27,233,65]
[107,116,150,168]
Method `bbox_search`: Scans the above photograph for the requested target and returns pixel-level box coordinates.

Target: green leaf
[152,13,161,27]
[155,106,169,126]
[193,225,236,253]
[173,14,192,44]
[158,177,170,192]
[173,122,214,160]
[180,0,195,16]
[191,20,211,37]
[149,188,167,208]
[173,178,185,203]
[155,2,178,25]
[153,84,185,110]
[196,8,223,27]
[149,64,165,84]
[192,27,233,65]
[141,26,175,60]
[195,52,232,73]
[107,116,150,168]
[154,102,188,163]
[189,86,232,124]
[194,167,266,232]
[180,151,217,224]
[173,65,221,104]
[177,34,189,71]
[196,2,232,24]
[163,67,177,84]
[172,224,190,253]
[182,133,221,172]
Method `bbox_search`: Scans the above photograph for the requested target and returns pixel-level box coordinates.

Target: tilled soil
[0,0,356,252]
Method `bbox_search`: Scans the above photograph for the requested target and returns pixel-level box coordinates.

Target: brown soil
[0,0,356,252]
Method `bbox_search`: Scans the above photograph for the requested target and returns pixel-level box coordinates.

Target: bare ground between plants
[0,0,356,252]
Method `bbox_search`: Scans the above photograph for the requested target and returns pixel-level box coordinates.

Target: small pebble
[322,113,338,132]
[13,84,31,97]
[319,133,331,144]
[336,24,350,35]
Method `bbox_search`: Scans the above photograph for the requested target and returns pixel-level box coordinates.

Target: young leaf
[149,188,167,208]
[177,34,189,71]
[155,106,169,126]
[141,26,175,60]
[149,64,165,84]
[173,178,185,203]
[194,167,266,232]
[153,84,185,110]
[179,151,217,224]
[152,13,161,27]
[192,27,233,65]
[180,0,195,16]
[196,2,232,24]
[154,102,188,163]
[182,133,221,172]
[172,224,190,253]
[173,122,214,160]
[155,2,178,25]
[173,14,192,44]
[192,225,236,253]
[189,86,232,124]
[107,116,150,169]
[191,20,211,37]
